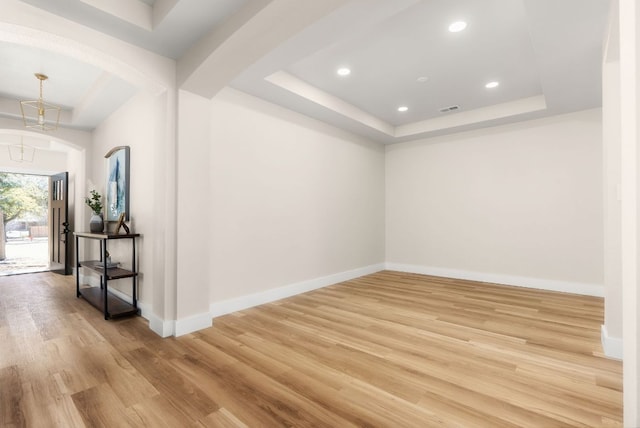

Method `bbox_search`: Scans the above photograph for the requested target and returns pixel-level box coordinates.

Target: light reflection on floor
[0,238,49,276]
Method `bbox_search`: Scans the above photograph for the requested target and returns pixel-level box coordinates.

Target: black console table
[74,232,140,319]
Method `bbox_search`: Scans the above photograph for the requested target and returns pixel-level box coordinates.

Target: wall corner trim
[99,284,178,337]
[137,301,175,337]
[210,263,386,318]
[601,325,623,360]
[149,315,175,338]
[82,280,207,338]
[136,298,213,337]
[138,305,212,338]
[384,263,605,297]
[174,312,213,337]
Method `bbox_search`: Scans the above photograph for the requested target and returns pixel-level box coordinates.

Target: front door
[50,172,71,275]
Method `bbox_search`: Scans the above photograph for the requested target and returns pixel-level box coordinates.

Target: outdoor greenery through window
[0,172,49,274]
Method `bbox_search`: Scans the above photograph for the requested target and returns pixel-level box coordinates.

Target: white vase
[89,213,104,233]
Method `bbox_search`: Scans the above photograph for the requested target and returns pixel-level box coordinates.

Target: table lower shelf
[78,286,139,319]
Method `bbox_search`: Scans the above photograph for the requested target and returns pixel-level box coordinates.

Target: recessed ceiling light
[337,67,351,76]
[448,21,467,32]
[485,81,500,89]
[397,106,409,112]
[416,76,429,83]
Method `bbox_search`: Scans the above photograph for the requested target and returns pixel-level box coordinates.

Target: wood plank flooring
[0,271,622,427]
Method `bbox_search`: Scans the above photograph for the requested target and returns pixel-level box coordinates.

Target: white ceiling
[17,0,248,59]
[0,0,610,144]
[287,0,542,126]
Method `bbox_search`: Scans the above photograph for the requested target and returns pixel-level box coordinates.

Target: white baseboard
[210,263,385,318]
[137,301,150,319]
[385,263,604,297]
[136,301,212,337]
[175,312,213,337]
[128,264,384,335]
[601,325,623,360]
[136,302,174,338]
[149,316,175,338]
[80,274,134,303]
[135,302,173,338]
[107,285,133,304]
[79,274,177,337]
[83,274,102,289]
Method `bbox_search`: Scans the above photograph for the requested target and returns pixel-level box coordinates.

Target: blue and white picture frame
[105,146,130,222]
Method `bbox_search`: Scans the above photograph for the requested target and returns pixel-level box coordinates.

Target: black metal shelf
[74,232,140,240]
[79,260,138,279]
[74,232,139,320]
[78,286,139,318]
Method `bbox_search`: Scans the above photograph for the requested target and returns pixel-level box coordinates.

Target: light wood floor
[0,271,622,427]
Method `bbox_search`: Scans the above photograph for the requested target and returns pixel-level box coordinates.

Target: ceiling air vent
[439,105,459,113]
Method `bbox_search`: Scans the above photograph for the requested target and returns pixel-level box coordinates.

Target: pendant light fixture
[20,73,61,131]
[8,138,35,163]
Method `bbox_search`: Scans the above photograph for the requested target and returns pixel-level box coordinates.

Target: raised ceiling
[0,0,610,143]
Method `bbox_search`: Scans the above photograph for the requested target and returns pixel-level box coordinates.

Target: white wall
[206,88,385,311]
[90,90,171,323]
[602,5,623,357]
[386,109,604,295]
[175,89,212,334]
[0,147,67,174]
[619,0,640,422]
[66,147,85,250]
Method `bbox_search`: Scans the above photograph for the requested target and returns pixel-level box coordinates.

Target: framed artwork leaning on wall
[105,146,130,222]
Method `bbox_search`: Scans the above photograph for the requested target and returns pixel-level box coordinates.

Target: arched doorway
[0,130,86,276]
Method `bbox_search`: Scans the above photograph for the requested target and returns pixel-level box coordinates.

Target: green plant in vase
[85,190,104,233]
